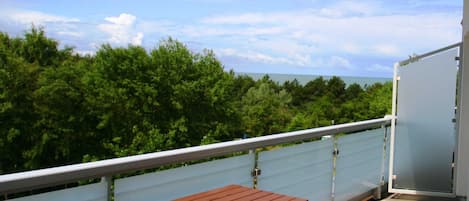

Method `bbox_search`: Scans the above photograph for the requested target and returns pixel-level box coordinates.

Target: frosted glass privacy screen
[393,48,458,193]
[114,153,254,201]
[335,128,385,201]
[257,139,333,201]
[7,182,107,201]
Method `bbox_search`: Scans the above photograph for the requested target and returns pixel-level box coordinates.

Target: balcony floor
[383,194,465,201]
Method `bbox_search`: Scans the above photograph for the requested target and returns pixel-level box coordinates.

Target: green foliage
[326,76,346,103]
[282,79,303,107]
[0,32,41,172]
[0,28,393,173]
[30,60,92,168]
[366,82,393,118]
[345,83,364,100]
[303,76,326,103]
[241,82,292,136]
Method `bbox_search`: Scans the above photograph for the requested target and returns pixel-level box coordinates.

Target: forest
[0,28,392,174]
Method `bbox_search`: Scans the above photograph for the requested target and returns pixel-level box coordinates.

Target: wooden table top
[173,185,308,201]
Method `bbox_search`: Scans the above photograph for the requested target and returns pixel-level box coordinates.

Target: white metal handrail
[398,42,462,66]
[0,116,393,194]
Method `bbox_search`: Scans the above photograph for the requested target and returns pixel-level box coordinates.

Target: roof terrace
[3,1,469,201]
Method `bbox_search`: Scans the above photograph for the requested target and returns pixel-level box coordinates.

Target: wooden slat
[174,185,240,201]
[193,186,251,201]
[217,188,262,200]
[172,185,308,201]
[252,194,283,201]
[234,191,272,201]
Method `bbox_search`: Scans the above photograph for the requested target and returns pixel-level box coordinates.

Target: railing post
[376,124,388,199]
[251,149,260,189]
[101,176,113,201]
[331,135,339,201]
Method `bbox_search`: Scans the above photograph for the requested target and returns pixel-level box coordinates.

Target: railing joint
[251,168,262,177]
[332,148,340,156]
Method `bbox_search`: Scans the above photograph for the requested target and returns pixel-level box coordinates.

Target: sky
[0,0,463,78]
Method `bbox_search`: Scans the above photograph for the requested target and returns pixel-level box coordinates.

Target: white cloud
[199,8,460,60]
[216,47,353,70]
[0,0,459,77]
[329,56,352,68]
[0,9,84,46]
[307,55,353,69]
[318,8,343,18]
[137,20,174,34]
[98,13,144,46]
[198,3,458,73]
[131,32,144,46]
[367,64,393,73]
[243,38,314,65]
[182,25,286,37]
[322,1,379,17]
[201,13,276,25]
[57,31,83,37]
[373,44,400,56]
[104,13,136,25]
[319,4,374,18]
[342,43,361,54]
[201,1,379,24]
[4,10,79,25]
[216,48,297,66]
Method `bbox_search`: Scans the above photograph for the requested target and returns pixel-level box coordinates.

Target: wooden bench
[173,185,308,201]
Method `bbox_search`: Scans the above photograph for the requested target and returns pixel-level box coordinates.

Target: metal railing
[0,116,393,199]
[398,42,462,66]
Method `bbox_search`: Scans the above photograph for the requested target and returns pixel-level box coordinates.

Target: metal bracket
[251,168,261,177]
[332,148,339,156]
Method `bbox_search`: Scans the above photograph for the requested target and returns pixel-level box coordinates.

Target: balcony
[0,26,467,201]
[0,117,392,201]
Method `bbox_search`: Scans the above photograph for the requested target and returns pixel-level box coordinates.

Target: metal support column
[456,0,469,197]
[102,176,113,201]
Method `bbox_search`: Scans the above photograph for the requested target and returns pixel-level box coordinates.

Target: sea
[236,72,392,87]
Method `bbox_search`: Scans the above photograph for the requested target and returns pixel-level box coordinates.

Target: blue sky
[0,0,462,77]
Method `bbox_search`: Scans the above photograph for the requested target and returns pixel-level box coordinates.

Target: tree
[326,76,346,103]
[148,39,238,149]
[345,83,364,100]
[0,27,394,173]
[287,112,315,131]
[241,83,292,136]
[0,35,39,172]
[282,79,304,107]
[30,58,96,167]
[232,74,256,101]
[303,77,326,103]
[0,29,61,171]
[13,26,72,68]
[366,82,392,119]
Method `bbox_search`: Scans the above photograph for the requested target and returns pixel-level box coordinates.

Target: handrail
[398,42,462,66]
[0,116,393,194]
